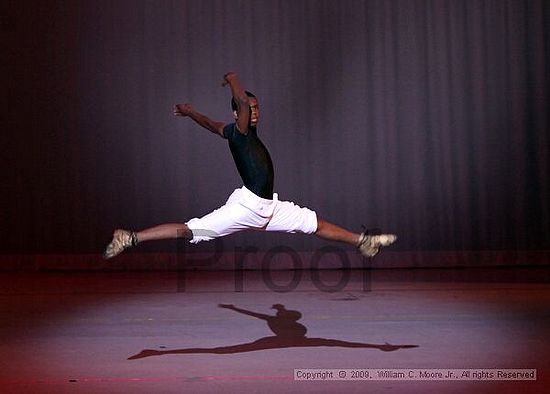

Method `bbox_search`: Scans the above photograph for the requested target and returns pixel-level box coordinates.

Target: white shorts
[185,186,318,244]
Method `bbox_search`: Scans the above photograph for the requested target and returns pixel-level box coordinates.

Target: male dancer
[104,72,396,259]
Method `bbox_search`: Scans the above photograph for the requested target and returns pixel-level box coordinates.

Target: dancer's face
[248,98,259,126]
[234,98,259,127]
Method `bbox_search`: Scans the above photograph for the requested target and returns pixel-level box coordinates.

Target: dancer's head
[232,91,259,127]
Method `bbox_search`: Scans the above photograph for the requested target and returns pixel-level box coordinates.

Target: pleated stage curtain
[2,0,548,268]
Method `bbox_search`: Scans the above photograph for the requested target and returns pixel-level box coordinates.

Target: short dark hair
[231,91,256,112]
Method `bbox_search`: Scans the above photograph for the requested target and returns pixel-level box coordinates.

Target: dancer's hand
[173,103,193,116]
[218,303,235,309]
[221,71,238,87]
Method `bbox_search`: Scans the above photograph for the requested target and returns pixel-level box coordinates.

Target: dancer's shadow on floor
[128,304,418,360]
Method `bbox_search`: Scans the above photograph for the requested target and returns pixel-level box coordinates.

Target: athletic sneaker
[103,229,137,259]
[357,233,397,258]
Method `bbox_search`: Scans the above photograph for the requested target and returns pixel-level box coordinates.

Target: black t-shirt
[223,123,274,199]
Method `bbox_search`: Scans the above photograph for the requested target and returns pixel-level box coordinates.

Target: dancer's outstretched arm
[222,71,250,134]
[173,102,226,137]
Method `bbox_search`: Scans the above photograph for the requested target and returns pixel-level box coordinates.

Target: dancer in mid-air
[104,72,396,259]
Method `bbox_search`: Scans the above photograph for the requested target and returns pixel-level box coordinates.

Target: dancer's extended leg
[315,217,396,258]
[103,223,192,259]
[135,223,192,242]
[315,218,360,245]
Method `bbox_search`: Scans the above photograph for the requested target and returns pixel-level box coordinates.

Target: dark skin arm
[222,72,250,135]
[173,103,225,137]
[174,72,249,137]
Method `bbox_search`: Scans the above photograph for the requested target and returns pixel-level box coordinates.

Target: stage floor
[1,267,549,393]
